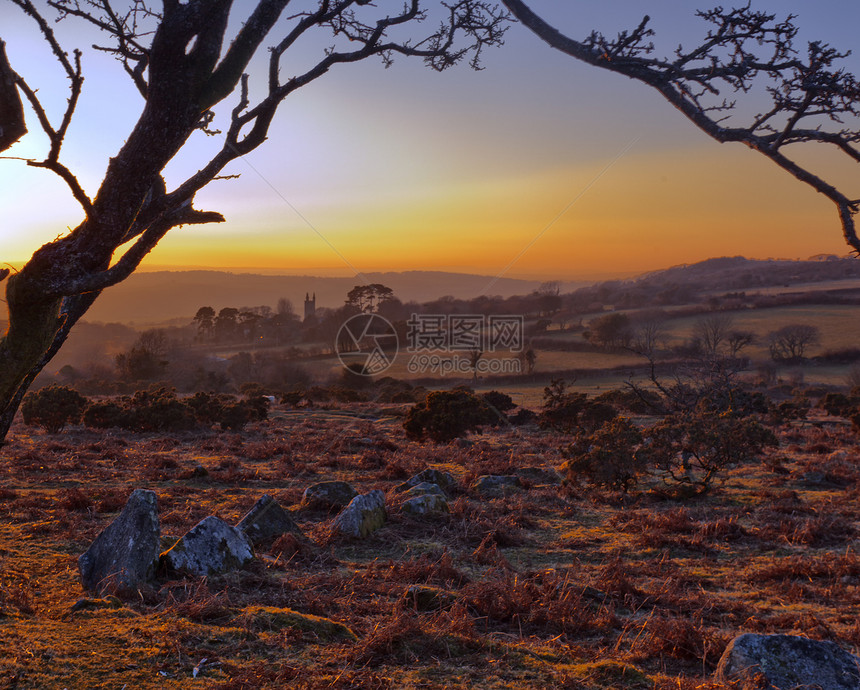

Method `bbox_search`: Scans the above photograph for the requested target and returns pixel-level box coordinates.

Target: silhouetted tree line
[193,302,301,346]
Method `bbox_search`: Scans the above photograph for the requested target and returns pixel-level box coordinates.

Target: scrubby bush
[768,396,811,425]
[538,379,587,433]
[82,401,130,429]
[819,391,860,418]
[80,387,269,433]
[481,390,515,414]
[186,390,268,430]
[539,379,618,433]
[375,377,419,404]
[185,391,234,424]
[219,402,252,431]
[578,401,617,432]
[562,417,645,492]
[403,389,495,443]
[646,410,778,496]
[241,393,270,422]
[328,386,369,403]
[124,387,197,432]
[21,385,89,432]
[593,387,665,414]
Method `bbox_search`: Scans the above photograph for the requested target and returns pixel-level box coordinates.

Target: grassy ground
[0,402,859,688]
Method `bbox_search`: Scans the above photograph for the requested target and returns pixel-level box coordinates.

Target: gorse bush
[538,379,587,433]
[593,387,665,415]
[562,417,646,493]
[123,387,198,432]
[768,396,811,425]
[82,400,129,429]
[481,391,515,414]
[819,391,860,419]
[539,379,617,434]
[404,390,497,443]
[81,387,269,433]
[21,385,89,433]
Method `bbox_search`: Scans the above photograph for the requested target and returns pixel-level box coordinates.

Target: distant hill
[83,270,553,325]
[633,255,860,290]
[568,256,860,311]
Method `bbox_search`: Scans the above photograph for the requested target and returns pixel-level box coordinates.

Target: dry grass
[0,403,858,688]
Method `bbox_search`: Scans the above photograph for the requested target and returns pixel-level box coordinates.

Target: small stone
[237,494,303,546]
[332,490,386,538]
[405,482,447,498]
[301,481,358,511]
[161,516,254,576]
[715,633,860,690]
[396,469,456,494]
[78,489,160,593]
[472,474,522,497]
[401,493,449,516]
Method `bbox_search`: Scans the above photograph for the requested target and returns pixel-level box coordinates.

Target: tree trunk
[0,273,65,441]
[0,286,99,442]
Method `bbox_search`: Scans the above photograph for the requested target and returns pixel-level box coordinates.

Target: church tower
[303,292,316,323]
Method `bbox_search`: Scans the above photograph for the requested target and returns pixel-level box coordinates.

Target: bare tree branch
[502,0,860,253]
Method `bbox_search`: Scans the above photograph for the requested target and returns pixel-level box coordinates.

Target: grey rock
[715,633,860,690]
[237,494,303,545]
[301,481,358,511]
[405,482,447,498]
[472,474,522,497]
[78,489,160,593]
[332,490,386,538]
[396,469,456,494]
[401,493,449,516]
[161,516,254,576]
[515,466,562,486]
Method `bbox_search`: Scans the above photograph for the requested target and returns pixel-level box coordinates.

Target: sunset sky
[3,1,860,282]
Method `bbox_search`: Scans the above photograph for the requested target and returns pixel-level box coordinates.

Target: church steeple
[303,291,316,322]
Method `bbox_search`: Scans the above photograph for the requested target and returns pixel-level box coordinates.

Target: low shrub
[480,391,515,414]
[819,391,859,418]
[21,385,89,433]
[593,387,664,414]
[540,379,617,433]
[562,417,646,492]
[538,379,587,433]
[82,401,130,429]
[124,387,197,432]
[768,396,811,425]
[404,390,495,443]
[646,410,778,496]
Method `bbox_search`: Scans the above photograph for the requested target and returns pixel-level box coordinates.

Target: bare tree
[694,313,735,358]
[0,0,509,442]
[766,323,821,361]
[726,329,756,357]
[502,1,860,252]
[631,309,667,358]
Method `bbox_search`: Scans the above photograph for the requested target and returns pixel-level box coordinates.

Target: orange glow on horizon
[135,144,847,280]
